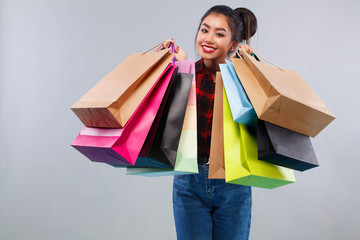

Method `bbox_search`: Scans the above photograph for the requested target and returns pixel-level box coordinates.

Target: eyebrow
[202,23,227,32]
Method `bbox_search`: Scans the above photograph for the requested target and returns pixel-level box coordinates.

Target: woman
[167,5,257,240]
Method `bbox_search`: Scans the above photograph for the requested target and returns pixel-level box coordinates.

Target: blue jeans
[173,165,252,240]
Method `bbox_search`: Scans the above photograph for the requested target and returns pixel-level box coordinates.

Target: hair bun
[234,8,257,42]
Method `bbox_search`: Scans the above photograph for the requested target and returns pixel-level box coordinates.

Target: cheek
[195,33,202,49]
[196,32,202,44]
[219,39,233,51]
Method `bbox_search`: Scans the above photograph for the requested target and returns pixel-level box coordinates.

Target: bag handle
[236,50,243,59]
[154,41,176,63]
[169,43,176,63]
[238,48,285,71]
[142,42,167,55]
[142,41,176,63]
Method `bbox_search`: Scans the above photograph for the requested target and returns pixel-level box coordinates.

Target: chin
[201,56,215,61]
[199,53,222,61]
[198,51,214,60]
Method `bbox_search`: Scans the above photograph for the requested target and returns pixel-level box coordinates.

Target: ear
[229,41,239,52]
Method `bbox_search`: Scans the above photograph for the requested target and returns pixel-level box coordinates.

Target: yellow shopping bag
[223,84,296,189]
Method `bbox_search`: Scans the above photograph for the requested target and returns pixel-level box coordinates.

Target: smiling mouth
[202,45,216,53]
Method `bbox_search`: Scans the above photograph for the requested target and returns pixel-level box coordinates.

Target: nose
[205,39,214,45]
[204,33,214,45]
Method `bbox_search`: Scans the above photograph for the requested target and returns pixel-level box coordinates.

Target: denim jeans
[173,164,252,240]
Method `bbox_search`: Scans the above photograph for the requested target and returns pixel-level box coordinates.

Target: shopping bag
[126,129,197,176]
[220,60,257,127]
[257,119,319,171]
[118,68,179,168]
[71,46,175,128]
[144,72,192,167]
[126,60,198,176]
[223,85,296,189]
[231,49,335,137]
[118,43,178,168]
[70,64,176,166]
[209,72,225,179]
[117,71,191,168]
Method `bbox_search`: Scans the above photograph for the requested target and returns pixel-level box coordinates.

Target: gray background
[1,0,359,239]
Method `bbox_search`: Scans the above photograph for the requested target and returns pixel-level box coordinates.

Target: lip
[202,45,216,53]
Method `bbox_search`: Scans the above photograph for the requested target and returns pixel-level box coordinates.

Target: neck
[203,58,226,79]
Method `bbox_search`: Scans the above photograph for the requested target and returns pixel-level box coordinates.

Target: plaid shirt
[196,59,215,158]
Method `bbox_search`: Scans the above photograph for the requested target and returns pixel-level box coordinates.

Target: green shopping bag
[223,86,296,189]
[126,130,197,176]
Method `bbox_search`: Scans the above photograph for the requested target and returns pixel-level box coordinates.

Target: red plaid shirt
[196,59,215,158]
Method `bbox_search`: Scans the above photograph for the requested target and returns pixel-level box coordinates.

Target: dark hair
[197,5,257,43]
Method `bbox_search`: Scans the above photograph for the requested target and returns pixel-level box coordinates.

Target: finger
[162,39,170,47]
[240,44,253,54]
[164,38,175,44]
[240,44,249,50]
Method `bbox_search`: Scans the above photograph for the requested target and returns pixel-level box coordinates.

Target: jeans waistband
[198,156,210,165]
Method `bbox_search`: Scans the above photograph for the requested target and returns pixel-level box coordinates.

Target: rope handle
[155,42,175,53]
[236,50,243,59]
[142,41,168,55]
[154,41,176,63]
[142,41,176,63]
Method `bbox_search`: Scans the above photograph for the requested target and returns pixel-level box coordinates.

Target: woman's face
[196,13,237,63]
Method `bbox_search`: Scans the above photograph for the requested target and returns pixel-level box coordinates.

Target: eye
[201,28,208,33]
[216,33,225,37]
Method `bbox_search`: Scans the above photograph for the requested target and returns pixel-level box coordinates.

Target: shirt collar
[196,58,215,81]
[195,58,205,74]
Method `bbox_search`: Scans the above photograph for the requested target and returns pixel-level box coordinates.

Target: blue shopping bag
[220,60,257,127]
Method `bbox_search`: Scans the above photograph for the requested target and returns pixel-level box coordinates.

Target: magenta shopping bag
[71,64,176,166]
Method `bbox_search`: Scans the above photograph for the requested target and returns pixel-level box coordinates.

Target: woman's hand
[162,39,188,61]
[229,44,254,59]
[240,44,254,55]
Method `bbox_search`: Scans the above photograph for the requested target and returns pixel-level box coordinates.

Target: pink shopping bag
[71,64,176,166]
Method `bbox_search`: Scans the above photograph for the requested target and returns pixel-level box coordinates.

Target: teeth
[203,46,214,51]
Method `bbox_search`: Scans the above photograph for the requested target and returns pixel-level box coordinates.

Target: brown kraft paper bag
[232,49,335,137]
[71,48,175,128]
[209,72,225,179]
